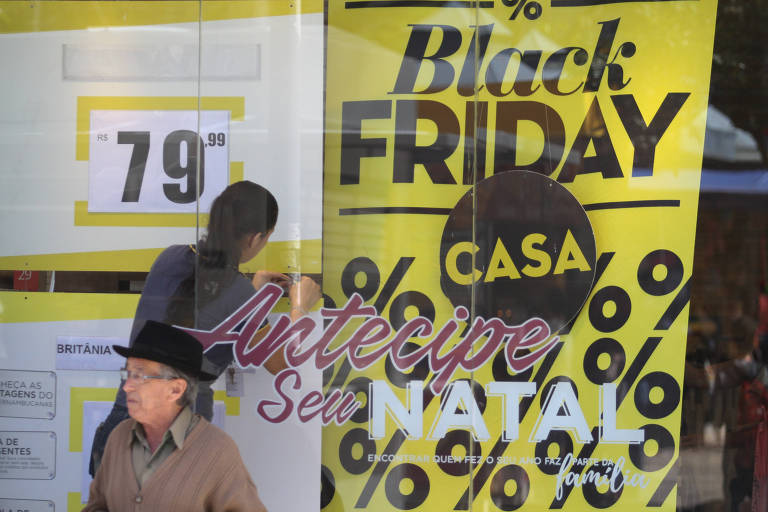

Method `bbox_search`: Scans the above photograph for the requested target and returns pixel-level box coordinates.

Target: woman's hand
[289,276,322,320]
[252,271,291,291]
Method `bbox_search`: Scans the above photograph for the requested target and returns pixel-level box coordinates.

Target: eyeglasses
[120,368,176,384]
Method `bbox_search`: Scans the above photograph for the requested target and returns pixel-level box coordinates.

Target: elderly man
[84,320,266,512]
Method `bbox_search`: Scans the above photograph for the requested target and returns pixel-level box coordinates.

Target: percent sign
[334,253,580,510]
[331,256,469,509]
[322,256,435,395]
[452,249,690,509]
[502,0,543,20]
[340,256,436,326]
[549,249,686,508]
[321,256,439,508]
[322,256,436,423]
[335,250,564,509]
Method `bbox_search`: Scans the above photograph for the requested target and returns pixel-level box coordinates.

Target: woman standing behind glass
[89,180,321,475]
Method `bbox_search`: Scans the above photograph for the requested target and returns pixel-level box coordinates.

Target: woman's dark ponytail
[200,181,278,267]
[165,181,278,328]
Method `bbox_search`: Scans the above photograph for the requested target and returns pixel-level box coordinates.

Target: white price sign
[88,110,230,213]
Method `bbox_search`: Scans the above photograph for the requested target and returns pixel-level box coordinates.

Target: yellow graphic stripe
[213,390,240,416]
[76,96,245,161]
[0,292,139,323]
[0,239,321,273]
[74,203,207,229]
[68,492,84,512]
[0,1,323,34]
[69,387,119,452]
[229,160,244,183]
[0,249,161,272]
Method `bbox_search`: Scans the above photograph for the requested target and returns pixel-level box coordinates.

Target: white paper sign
[0,432,56,480]
[80,401,113,501]
[88,110,230,213]
[55,337,127,371]
[0,371,55,420]
[0,498,54,511]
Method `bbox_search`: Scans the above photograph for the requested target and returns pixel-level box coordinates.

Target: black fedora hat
[113,320,217,380]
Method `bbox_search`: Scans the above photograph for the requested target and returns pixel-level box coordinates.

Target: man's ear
[167,379,187,402]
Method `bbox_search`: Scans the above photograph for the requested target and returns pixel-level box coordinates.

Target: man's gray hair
[159,363,199,408]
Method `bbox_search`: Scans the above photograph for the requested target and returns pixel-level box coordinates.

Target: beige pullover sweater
[84,418,267,512]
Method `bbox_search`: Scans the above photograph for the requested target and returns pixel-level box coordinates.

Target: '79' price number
[88,110,230,213]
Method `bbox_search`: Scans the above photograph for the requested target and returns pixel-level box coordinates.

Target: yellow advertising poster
[322,0,718,511]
